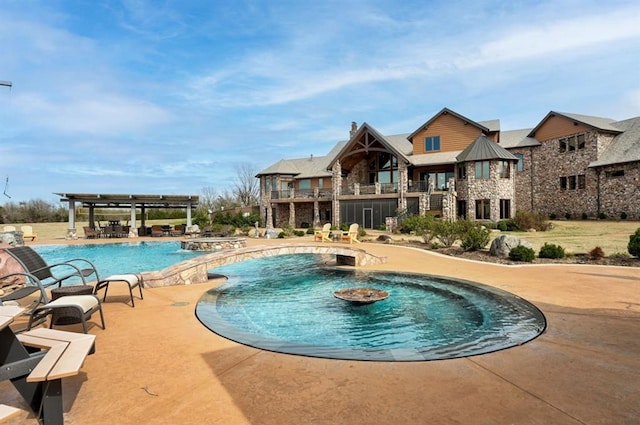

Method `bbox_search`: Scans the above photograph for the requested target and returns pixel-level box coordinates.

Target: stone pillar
[332,161,342,228]
[374,182,380,195]
[266,202,273,229]
[289,202,295,227]
[313,198,320,228]
[354,183,360,196]
[398,161,408,211]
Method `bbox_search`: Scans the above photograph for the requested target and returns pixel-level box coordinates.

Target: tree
[233,163,260,207]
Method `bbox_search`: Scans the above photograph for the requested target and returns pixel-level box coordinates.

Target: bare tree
[233,163,260,207]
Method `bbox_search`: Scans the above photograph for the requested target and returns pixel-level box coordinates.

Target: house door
[363,208,373,229]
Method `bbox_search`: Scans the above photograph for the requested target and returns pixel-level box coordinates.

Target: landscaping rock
[490,235,533,257]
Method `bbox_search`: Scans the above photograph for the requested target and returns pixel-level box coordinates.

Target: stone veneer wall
[345,159,369,191]
[597,162,640,219]
[531,131,600,218]
[141,244,387,288]
[462,161,515,221]
[510,147,535,213]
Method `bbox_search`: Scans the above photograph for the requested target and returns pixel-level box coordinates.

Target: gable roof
[327,123,411,170]
[528,111,623,138]
[456,135,518,162]
[589,116,640,167]
[407,107,492,142]
[255,141,346,178]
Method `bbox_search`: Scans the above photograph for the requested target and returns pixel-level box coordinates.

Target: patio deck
[1,238,638,424]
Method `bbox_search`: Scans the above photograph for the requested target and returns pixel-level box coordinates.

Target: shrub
[539,243,565,259]
[461,224,491,251]
[620,211,628,220]
[497,220,508,232]
[306,227,315,235]
[400,214,436,243]
[588,247,605,260]
[549,213,557,220]
[277,231,285,238]
[509,245,535,262]
[293,230,305,237]
[564,212,571,220]
[598,212,607,219]
[510,211,550,231]
[432,220,466,248]
[581,212,588,220]
[628,228,640,257]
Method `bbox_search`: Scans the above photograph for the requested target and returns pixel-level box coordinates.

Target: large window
[475,199,490,220]
[560,175,586,190]
[559,133,586,152]
[500,199,511,219]
[498,160,510,178]
[475,161,490,179]
[298,179,311,190]
[421,171,455,190]
[425,136,440,152]
[457,200,467,219]
[369,153,398,185]
[516,153,524,171]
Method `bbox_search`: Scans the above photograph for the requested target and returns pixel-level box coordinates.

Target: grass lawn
[3,219,640,258]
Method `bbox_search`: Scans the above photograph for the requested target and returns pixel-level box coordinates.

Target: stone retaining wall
[141,244,387,288]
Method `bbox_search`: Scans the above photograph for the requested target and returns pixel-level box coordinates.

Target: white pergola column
[130,204,138,237]
[186,204,193,227]
[67,200,77,239]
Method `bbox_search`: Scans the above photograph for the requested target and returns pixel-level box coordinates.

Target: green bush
[581,212,588,220]
[461,224,491,251]
[277,231,285,238]
[564,212,571,220]
[620,211,628,220]
[294,230,305,237]
[432,220,466,248]
[509,245,535,262]
[549,213,557,220]
[539,243,565,259]
[497,220,508,232]
[306,227,315,235]
[598,212,607,219]
[628,228,640,257]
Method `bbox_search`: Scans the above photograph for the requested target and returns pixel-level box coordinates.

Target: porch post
[66,200,77,239]
[332,161,342,228]
[186,204,192,227]
[289,202,295,227]
[130,204,138,237]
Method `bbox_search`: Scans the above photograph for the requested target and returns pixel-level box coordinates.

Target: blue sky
[1,0,639,204]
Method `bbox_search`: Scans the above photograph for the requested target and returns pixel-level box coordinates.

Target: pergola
[55,193,199,239]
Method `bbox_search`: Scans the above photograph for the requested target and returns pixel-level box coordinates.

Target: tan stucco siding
[412,113,483,155]
[532,115,590,142]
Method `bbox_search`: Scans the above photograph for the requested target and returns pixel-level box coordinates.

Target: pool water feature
[34,242,207,284]
[196,254,546,361]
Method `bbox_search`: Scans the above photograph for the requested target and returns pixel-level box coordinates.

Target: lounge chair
[0,272,51,331]
[340,223,361,244]
[83,226,100,239]
[20,226,37,241]
[314,223,332,242]
[28,294,105,333]
[150,225,164,237]
[170,224,185,236]
[3,246,100,288]
[2,225,17,232]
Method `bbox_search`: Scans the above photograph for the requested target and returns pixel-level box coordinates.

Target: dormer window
[425,136,440,152]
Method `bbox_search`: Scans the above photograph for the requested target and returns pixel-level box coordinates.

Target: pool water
[196,254,546,361]
[34,242,206,284]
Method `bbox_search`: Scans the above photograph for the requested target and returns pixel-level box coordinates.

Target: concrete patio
[1,239,639,424]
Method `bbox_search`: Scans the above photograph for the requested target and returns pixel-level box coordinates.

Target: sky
[1,0,639,205]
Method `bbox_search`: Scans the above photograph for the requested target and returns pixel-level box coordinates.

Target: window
[425,136,441,152]
[500,199,511,219]
[559,134,586,152]
[560,176,567,190]
[298,179,311,190]
[559,137,567,152]
[568,175,576,190]
[498,160,510,178]
[457,200,467,219]
[567,136,576,151]
[516,153,524,171]
[318,178,323,189]
[475,199,490,220]
[475,161,490,179]
[457,164,466,180]
[578,174,585,189]
[606,170,625,177]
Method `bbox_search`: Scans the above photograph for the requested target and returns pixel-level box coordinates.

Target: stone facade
[457,161,515,221]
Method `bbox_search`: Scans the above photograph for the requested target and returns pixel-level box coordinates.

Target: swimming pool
[196,254,546,361]
[34,242,207,284]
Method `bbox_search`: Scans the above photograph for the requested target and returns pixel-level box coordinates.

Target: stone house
[257,107,640,229]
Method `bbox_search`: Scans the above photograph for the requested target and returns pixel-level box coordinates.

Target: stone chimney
[350,121,358,139]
